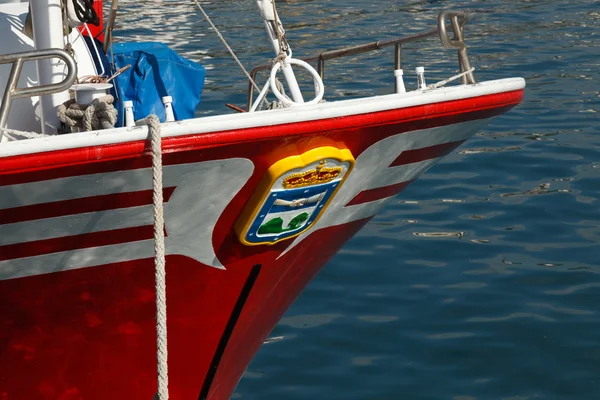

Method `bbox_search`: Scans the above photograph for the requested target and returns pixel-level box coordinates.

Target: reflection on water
[114,1,600,399]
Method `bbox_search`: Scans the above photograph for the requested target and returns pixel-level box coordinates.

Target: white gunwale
[0,77,525,159]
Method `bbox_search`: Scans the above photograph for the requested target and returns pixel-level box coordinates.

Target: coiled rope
[57,95,118,131]
[136,115,169,400]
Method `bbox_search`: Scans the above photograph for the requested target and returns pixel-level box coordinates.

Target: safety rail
[247,11,475,110]
[0,48,77,141]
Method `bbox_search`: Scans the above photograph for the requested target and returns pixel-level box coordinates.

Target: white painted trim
[0,78,525,158]
[279,120,488,257]
[0,158,254,280]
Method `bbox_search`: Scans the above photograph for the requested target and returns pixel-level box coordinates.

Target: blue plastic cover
[110,42,206,126]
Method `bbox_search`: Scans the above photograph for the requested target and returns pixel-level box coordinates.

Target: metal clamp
[0,48,77,140]
[437,11,476,84]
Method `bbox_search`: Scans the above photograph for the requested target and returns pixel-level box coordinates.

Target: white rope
[2,95,119,141]
[57,95,118,131]
[137,115,169,400]
[428,67,476,89]
[0,127,49,141]
[191,0,261,93]
[2,95,117,141]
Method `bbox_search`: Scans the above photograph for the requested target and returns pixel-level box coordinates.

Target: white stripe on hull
[1,121,482,246]
[0,240,154,281]
[363,120,486,190]
[1,119,489,279]
[0,158,254,280]
[280,119,487,256]
[3,162,207,210]
[0,205,154,246]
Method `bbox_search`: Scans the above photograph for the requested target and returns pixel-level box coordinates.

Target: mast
[30,0,71,134]
[255,0,304,103]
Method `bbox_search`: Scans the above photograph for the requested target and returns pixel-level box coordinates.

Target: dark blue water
[118,1,600,398]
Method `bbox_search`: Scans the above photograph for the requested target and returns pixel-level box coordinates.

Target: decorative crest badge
[235,146,355,246]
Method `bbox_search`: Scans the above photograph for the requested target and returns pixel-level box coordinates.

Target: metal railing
[247,10,475,110]
[0,48,77,140]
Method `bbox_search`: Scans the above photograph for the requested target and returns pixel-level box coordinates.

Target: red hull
[0,89,523,399]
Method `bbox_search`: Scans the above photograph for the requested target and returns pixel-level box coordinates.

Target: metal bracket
[437,11,476,84]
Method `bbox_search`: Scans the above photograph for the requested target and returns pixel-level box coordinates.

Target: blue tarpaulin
[109,42,206,126]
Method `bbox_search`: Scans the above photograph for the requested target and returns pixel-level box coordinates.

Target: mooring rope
[135,115,169,400]
[3,95,118,140]
[0,127,48,141]
[57,95,118,131]
[428,67,476,89]
[2,113,170,400]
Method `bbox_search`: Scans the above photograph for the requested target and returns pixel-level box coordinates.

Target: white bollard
[162,96,175,122]
[124,100,135,127]
[416,66,427,90]
[394,69,406,93]
[70,83,113,106]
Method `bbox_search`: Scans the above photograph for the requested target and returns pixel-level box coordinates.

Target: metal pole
[255,0,304,103]
[104,0,120,53]
[450,15,474,84]
[0,59,23,142]
[0,49,77,141]
[394,43,402,93]
[394,43,402,70]
[437,11,475,85]
[318,57,325,81]
[30,0,71,134]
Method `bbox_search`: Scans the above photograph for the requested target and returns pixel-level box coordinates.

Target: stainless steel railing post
[0,48,77,141]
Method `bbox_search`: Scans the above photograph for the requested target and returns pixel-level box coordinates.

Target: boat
[0,1,525,399]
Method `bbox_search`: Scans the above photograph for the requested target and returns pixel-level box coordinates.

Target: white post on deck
[30,0,70,134]
[256,0,304,104]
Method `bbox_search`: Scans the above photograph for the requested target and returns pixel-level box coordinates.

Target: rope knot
[272,51,288,67]
[57,95,117,132]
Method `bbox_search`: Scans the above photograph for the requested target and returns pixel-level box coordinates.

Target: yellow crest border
[235,146,355,246]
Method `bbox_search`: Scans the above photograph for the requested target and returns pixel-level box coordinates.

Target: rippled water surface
[116,1,600,398]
